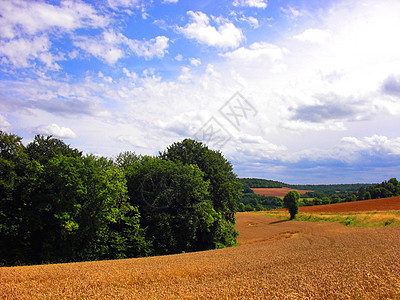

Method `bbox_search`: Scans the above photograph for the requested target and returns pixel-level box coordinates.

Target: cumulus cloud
[240,16,260,28]
[178,11,244,49]
[291,102,355,123]
[232,0,267,9]
[190,58,201,66]
[125,36,169,59]
[382,75,400,96]
[293,28,331,44]
[0,0,107,70]
[280,6,305,19]
[0,0,108,39]
[0,115,11,130]
[0,35,56,69]
[36,123,77,139]
[223,42,287,62]
[338,135,400,158]
[107,0,142,9]
[74,31,169,64]
[74,32,124,65]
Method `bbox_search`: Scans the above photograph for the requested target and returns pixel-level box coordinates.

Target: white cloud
[125,36,169,59]
[0,115,11,130]
[36,124,77,139]
[0,35,51,68]
[74,33,124,65]
[240,16,259,28]
[122,68,138,80]
[233,0,267,9]
[190,58,201,66]
[293,28,331,44]
[223,42,287,62]
[0,0,107,69]
[175,54,183,61]
[74,31,169,64]
[178,67,192,82]
[0,0,108,39]
[107,0,142,9]
[178,11,244,49]
[339,135,400,156]
[280,6,305,19]
[2,0,400,183]
[162,0,178,3]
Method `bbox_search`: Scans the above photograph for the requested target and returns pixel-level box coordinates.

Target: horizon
[1,0,400,184]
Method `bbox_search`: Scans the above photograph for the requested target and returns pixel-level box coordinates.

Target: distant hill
[239,178,287,188]
[239,178,375,192]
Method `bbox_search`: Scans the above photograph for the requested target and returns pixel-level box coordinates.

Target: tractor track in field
[1,212,400,299]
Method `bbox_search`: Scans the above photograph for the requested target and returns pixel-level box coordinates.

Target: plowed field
[299,196,400,213]
[1,213,400,299]
[252,187,312,197]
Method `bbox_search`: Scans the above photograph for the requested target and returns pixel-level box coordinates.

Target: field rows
[298,196,400,213]
[1,212,400,299]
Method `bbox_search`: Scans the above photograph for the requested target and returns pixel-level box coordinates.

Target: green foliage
[1,134,242,265]
[159,139,241,247]
[239,178,286,188]
[283,191,300,220]
[239,193,282,211]
[0,132,148,266]
[123,156,216,254]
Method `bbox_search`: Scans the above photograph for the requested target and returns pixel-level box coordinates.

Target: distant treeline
[237,178,283,211]
[238,177,400,209]
[239,178,286,188]
[0,132,240,266]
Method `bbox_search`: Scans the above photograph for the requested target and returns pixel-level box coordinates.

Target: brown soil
[1,212,400,299]
[252,187,312,197]
[299,196,400,213]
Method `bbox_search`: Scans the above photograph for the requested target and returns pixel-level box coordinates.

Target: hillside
[239,178,375,192]
[251,187,312,197]
[298,196,400,213]
[2,212,400,299]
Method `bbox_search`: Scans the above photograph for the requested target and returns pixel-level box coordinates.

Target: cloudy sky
[1,0,400,184]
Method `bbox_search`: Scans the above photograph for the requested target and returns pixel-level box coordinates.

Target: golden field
[1,212,400,299]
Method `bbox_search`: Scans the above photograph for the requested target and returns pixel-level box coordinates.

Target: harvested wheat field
[299,196,400,213]
[1,212,400,299]
[252,187,312,197]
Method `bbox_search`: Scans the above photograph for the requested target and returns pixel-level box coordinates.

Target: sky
[1,0,400,184]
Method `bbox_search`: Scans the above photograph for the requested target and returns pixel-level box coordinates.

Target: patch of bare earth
[299,196,400,213]
[252,187,312,198]
[1,212,400,299]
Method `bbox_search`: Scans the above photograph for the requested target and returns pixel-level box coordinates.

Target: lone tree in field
[283,190,300,220]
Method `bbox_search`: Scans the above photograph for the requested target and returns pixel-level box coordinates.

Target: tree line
[0,131,241,266]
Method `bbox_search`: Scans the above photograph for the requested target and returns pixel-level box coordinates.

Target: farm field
[1,212,400,299]
[298,196,400,213]
[252,187,312,197]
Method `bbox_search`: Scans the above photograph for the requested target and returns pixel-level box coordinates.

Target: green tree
[322,197,331,205]
[26,135,81,164]
[1,132,148,265]
[330,194,341,204]
[159,139,241,248]
[237,202,246,212]
[283,191,300,220]
[313,197,322,205]
[0,131,32,265]
[123,156,216,254]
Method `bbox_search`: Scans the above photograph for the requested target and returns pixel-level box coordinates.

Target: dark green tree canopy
[1,133,241,266]
[283,190,300,220]
[26,134,82,164]
[160,138,241,223]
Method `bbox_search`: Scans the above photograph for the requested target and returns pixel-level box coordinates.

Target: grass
[261,210,400,227]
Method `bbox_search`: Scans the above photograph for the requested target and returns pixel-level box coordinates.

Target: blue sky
[1,0,400,184]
